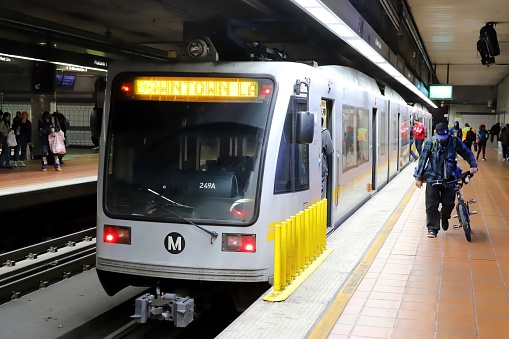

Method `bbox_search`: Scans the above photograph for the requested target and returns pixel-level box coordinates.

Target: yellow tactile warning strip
[321,146,509,339]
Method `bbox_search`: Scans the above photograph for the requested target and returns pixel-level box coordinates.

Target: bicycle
[453,171,477,241]
[431,171,476,241]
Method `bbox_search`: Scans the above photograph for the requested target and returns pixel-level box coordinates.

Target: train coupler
[131,292,194,327]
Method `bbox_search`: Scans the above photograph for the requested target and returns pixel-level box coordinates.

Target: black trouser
[425,182,456,233]
[476,142,486,159]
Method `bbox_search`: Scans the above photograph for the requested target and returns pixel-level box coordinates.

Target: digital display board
[429,85,453,99]
[134,77,259,101]
[56,74,76,89]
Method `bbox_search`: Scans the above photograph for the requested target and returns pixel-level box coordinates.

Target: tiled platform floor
[0,147,98,189]
[327,145,509,339]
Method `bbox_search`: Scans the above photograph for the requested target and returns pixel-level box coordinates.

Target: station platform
[0,147,99,211]
[218,143,509,339]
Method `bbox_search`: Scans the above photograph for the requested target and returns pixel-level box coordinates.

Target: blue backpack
[478,129,488,142]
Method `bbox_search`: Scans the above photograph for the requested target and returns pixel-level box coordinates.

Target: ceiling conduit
[378,0,400,31]
[398,0,437,81]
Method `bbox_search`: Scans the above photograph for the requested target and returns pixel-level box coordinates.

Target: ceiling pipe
[378,0,400,31]
[399,0,437,82]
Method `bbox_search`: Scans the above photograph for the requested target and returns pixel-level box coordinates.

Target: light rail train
[94,39,432,326]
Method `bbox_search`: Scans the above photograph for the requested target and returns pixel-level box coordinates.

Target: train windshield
[103,74,274,225]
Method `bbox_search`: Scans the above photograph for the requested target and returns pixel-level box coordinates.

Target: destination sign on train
[134,77,259,100]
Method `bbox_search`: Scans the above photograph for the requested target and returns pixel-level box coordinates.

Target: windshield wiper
[147,189,194,209]
[147,189,218,243]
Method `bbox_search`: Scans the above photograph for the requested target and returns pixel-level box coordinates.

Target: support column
[30,61,56,158]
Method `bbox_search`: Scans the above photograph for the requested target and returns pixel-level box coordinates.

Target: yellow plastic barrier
[264,199,333,302]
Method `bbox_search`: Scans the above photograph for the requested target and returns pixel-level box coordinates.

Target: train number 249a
[199,182,216,189]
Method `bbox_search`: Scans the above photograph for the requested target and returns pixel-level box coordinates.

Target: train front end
[94,60,308,325]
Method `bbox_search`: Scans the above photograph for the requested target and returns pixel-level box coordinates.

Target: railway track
[0,228,97,305]
[0,227,242,338]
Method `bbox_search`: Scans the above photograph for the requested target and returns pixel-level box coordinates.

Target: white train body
[95,60,431,301]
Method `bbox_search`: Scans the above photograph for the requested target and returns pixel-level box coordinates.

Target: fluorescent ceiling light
[0,53,108,72]
[377,62,401,77]
[347,39,386,63]
[51,61,107,73]
[0,53,107,73]
[294,0,321,7]
[289,0,437,108]
[0,52,45,62]
[306,7,342,24]
[328,23,356,38]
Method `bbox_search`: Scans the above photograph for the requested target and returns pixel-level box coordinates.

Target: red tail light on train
[103,225,131,245]
[222,234,256,252]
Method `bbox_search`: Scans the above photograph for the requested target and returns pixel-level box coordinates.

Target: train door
[371,108,378,191]
[321,99,334,230]
[397,112,402,171]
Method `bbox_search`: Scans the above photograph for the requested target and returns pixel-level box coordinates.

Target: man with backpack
[461,123,476,151]
[490,122,501,143]
[414,123,477,238]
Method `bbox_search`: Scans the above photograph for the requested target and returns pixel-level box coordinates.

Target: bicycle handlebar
[460,171,474,184]
[431,171,474,187]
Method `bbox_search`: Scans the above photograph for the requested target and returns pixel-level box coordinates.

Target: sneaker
[13,162,17,167]
[54,163,62,172]
[427,230,437,238]
[20,161,26,167]
[482,158,486,161]
[42,163,48,171]
[442,219,449,231]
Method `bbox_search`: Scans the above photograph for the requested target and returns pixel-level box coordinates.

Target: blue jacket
[415,135,477,183]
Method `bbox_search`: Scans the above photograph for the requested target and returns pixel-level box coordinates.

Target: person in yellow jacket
[461,123,476,150]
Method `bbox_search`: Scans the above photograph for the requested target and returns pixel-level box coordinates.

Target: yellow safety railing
[263,199,333,302]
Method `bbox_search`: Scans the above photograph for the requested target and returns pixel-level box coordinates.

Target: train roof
[319,65,381,96]
[383,86,407,104]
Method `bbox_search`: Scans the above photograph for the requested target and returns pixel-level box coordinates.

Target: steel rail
[0,227,96,267]
[0,248,96,305]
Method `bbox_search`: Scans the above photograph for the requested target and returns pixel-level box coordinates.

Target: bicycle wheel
[457,202,471,242]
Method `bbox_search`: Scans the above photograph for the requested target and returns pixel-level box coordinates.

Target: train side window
[274,96,309,194]
[342,105,369,172]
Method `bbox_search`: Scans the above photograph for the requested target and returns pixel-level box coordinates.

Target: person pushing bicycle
[414,122,478,238]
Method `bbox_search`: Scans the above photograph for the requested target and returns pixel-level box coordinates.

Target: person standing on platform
[12,111,21,125]
[490,122,501,143]
[409,126,418,161]
[449,121,462,139]
[476,124,489,161]
[12,111,31,167]
[412,118,426,155]
[321,117,334,198]
[38,111,62,172]
[462,123,476,151]
[51,111,69,164]
[501,124,509,161]
[0,112,13,169]
[414,122,477,238]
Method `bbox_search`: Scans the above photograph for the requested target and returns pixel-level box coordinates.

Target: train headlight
[103,225,131,245]
[187,39,208,58]
[222,234,256,253]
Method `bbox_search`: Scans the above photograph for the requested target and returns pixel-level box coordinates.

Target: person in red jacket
[412,118,426,155]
